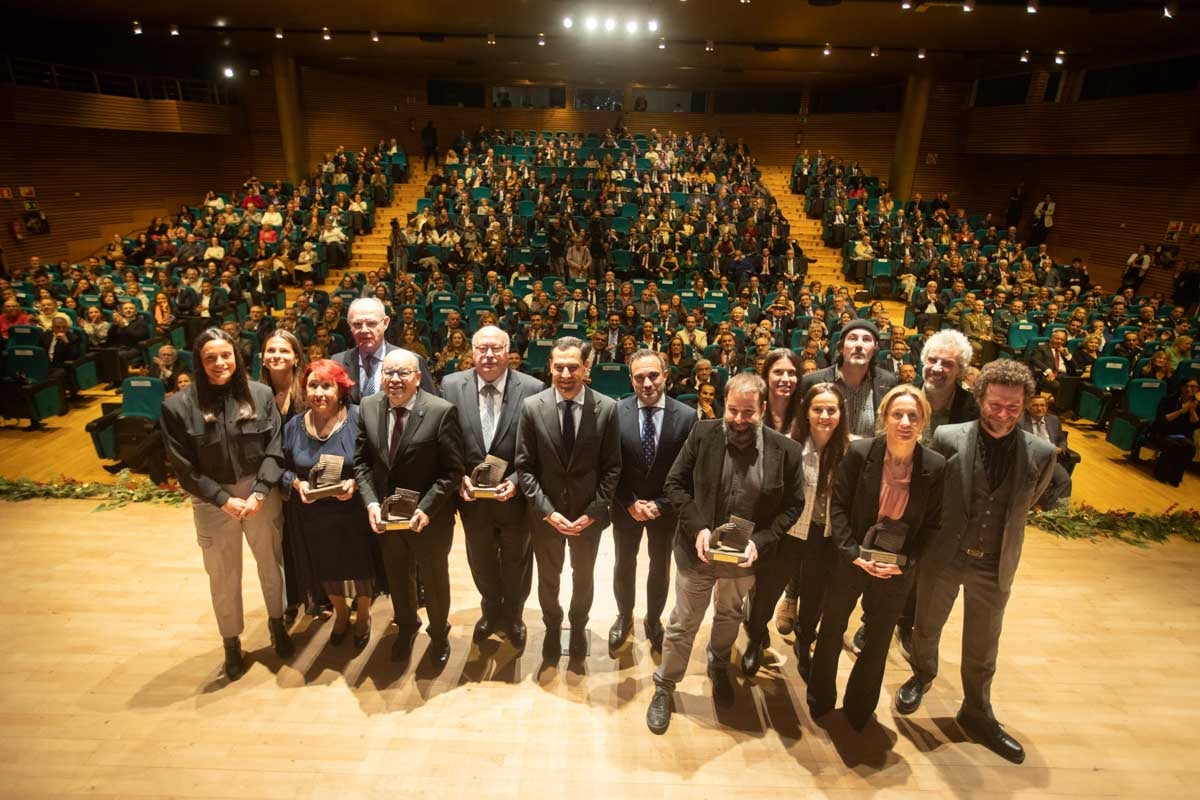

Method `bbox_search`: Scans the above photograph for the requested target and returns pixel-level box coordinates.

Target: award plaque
[859,518,910,567]
[469,455,509,499]
[305,454,346,500]
[382,488,421,531]
[706,515,755,565]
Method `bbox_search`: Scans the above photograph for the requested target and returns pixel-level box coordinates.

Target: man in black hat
[800,319,897,438]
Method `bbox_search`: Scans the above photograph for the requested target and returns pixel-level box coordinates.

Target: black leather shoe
[222,636,245,682]
[282,605,299,627]
[644,618,664,653]
[607,615,632,652]
[957,710,1026,764]
[542,628,561,660]
[708,665,735,708]
[569,628,588,659]
[429,637,451,668]
[268,617,295,660]
[793,638,812,680]
[895,676,930,715]
[509,620,527,650]
[391,628,419,662]
[851,624,866,655]
[472,616,494,643]
[646,687,672,735]
[740,638,764,677]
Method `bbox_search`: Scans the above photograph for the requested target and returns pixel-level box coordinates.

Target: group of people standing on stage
[161,299,1053,765]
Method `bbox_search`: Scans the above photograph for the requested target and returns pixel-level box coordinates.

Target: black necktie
[388,406,407,462]
[560,399,576,454]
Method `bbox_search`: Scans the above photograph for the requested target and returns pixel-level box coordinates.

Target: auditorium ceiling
[6,1,1196,87]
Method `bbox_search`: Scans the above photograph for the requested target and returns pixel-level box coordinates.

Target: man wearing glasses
[355,348,465,667]
[333,298,434,403]
[439,326,545,650]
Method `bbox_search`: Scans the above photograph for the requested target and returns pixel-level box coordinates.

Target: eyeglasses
[473,344,507,355]
[382,368,415,379]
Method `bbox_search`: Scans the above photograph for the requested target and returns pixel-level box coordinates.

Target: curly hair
[972,358,1036,404]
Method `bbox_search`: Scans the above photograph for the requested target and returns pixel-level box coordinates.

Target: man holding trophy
[356,349,465,667]
[440,325,545,650]
[646,373,805,734]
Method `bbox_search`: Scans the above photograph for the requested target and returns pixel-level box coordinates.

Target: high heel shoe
[353,614,371,649]
[329,611,350,646]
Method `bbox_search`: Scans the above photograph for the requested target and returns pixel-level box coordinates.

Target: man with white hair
[332,298,434,403]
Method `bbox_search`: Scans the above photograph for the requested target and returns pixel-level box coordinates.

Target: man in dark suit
[608,350,696,655]
[645,373,805,735]
[515,337,622,660]
[1027,329,1077,412]
[1018,395,1075,509]
[386,305,431,346]
[800,319,897,438]
[894,360,1056,764]
[440,326,545,649]
[355,348,465,667]
[332,298,433,405]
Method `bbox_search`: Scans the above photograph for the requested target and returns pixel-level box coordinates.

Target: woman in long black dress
[281,359,377,648]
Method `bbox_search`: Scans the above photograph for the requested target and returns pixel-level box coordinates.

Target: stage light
[223,66,235,78]
[963,0,974,11]
[487,32,496,45]
[605,18,617,32]
[871,46,880,57]
[585,16,598,31]
[917,48,926,59]
[1055,49,1065,65]
[275,28,284,39]
[1163,2,1177,18]
[538,32,546,46]
[626,20,638,34]
[170,24,180,36]
[823,43,831,56]
[322,27,332,40]
[1026,0,1038,13]
[901,0,912,9]
[370,30,379,42]
[563,17,573,29]
[658,37,666,49]
[705,40,714,52]
[648,19,659,32]
[1020,49,1030,63]
[132,20,142,35]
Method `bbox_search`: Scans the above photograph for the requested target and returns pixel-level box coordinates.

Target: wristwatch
[252,491,266,502]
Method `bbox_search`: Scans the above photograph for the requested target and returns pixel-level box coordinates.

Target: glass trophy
[382,488,421,531]
[469,455,508,499]
[304,454,346,500]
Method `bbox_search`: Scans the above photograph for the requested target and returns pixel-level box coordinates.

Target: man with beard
[800,320,897,438]
[645,373,805,734]
[894,360,1055,764]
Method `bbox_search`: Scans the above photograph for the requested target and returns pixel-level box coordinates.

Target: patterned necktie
[560,400,576,454]
[641,406,657,466]
[361,353,376,397]
[480,383,498,451]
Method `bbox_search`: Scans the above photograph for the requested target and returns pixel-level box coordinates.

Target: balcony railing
[3,56,233,104]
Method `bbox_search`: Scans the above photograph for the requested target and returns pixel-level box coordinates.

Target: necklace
[307,407,346,442]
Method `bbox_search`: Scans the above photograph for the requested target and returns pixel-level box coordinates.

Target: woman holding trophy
[281,359,376,649]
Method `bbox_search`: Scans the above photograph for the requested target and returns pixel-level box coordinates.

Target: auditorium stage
[1,499,1196,798]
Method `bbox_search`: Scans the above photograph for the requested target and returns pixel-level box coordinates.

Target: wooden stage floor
[1,498,1198,798]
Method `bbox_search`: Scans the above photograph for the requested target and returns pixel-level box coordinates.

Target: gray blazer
[515,386,622,528]
[928,421,1056,591]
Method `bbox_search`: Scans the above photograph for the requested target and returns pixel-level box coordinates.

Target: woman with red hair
[280,359,377,649]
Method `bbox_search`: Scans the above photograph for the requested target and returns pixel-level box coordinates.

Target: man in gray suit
[440,325,545,650]
[515,336,622,661]
[333,298,434,404]
[608,350,696,655]
[800,319,897,438]
[1018,394,1075,510]
[894,360,1055,764]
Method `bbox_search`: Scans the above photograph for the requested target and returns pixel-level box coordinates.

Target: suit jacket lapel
[394,391,426,463]
[490,369,522,453]
[959,423,978,512]
[863,438,884,523]
[539,391,568,467]
[568,388,599,469]
[461,370,484,451]
[696,424,725,526]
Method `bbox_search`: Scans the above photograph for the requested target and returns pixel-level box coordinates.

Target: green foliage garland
[1030,503,1200,547]
[0,472,187,510]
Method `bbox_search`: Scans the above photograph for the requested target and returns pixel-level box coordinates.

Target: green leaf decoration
[0,472,188,511]
[1029,503,1200,547]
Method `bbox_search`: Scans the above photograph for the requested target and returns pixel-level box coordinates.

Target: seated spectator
[1019,395,1076,509]
[1140,350,1175,382]
[1168,335,1194,371]
[1146,377,1200,486]
[1028,329,1078,412]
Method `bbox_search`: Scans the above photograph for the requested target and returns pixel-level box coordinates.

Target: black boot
[223,636,245,681]
[268,617,295,660]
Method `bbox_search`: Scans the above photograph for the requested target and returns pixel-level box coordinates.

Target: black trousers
[461,504,532,624]
[379,522,453,639]
[611,504,676,623]
[531,517,603,630]
[808,557,916,728]
[794,533,838,648]
[745,533,807,642]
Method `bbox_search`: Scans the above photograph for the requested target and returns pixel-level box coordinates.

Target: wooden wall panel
[0,86,237,135]
[242,69,288,183]
[911,81,971,200]
[0,123,253,266]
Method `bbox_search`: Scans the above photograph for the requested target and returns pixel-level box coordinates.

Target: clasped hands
[221,494,263,520]
[547,511,593,536]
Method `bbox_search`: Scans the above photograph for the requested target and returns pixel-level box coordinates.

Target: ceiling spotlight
[223,66,235,78]
[963,0,974,11]
[370,30,379,42]
[658,37,666,50]
[648,19,659,32]
[215,18,228,28]
[901,0,912,8]
[626,20,638,34]
[705,40,714,52]
[563,16,573,29]
[917,48,927,59]
[1163,2,1177,17]
[822,43,831,56]
[486,32,496,45]
[1020,49,1030,62]
[132,20,142,35]
[585,16,598,31]
[322,27,332,40]
[170,24,180,36]
[275,27,284,39]
[604,18,616,32]
[1026,0,1038,12]
[1055,49,1065,65]
[871,46,880,57]
[538,32,546,46]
